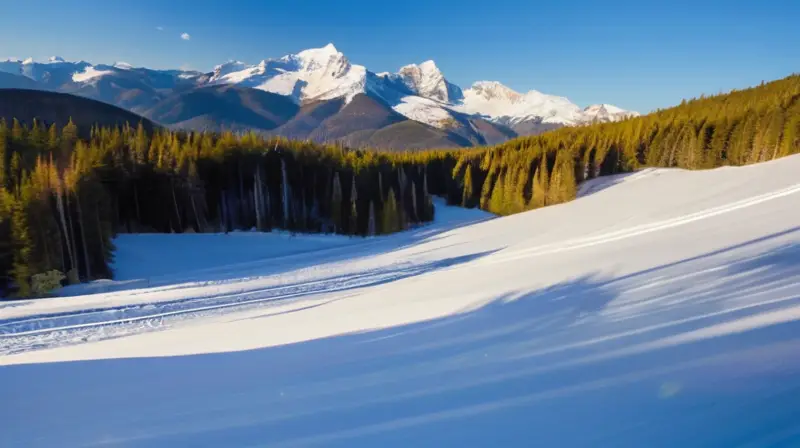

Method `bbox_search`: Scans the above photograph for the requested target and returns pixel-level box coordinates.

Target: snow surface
[3,156,800,447]
[391,95,456,129]
[453,81,637,125]
[113,61,133,70]
[397,60,463,103]
[71,66,113,83]
[208,43,372,104]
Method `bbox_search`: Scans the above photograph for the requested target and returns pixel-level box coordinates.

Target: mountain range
[0,45,638,149]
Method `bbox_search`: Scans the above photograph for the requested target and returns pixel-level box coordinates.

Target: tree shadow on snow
[3,234,800,448]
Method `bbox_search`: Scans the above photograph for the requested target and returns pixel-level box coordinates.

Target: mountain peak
[295,43,346,71]
[48,56,66,63]
[297,43,341,59]
[469,81,522,101]
[397,60,462,103]
[418,60,438,71]
[22,57,34,65]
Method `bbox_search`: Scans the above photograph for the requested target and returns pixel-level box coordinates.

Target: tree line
[0,121,435,296]
[1,73,798,297]
[424,73,800,216]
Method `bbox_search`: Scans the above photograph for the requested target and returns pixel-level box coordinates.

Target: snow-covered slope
[454,81,639,126]
[582,103,639,123]
[3,155,800,447]
[396,60,464,103]
[207,43,375,104]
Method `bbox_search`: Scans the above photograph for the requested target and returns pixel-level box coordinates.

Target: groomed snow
[2,156,800,447]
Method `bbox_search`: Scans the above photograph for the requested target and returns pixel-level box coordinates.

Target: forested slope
[426,74,800,215]
[1,74,798,297]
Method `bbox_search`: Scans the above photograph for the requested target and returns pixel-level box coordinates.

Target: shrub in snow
[32,270,66,296]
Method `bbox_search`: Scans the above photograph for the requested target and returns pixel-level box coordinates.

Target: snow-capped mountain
[207,43,378,104]
[0,45,637,146]
[582,103,639,123]
[199,44,636,132]
[395,60,463,103]
[453,81,639,126]
[0,56,204,111]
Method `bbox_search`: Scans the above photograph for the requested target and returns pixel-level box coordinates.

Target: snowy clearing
[2,156,800,447]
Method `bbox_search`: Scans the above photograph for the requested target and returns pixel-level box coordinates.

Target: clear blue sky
[1,0,798,112]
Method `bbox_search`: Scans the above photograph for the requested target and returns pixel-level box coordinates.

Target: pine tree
[381,187,400,234]
[9,183,32,296]
[530,156,548,208]
[461,164,475,208]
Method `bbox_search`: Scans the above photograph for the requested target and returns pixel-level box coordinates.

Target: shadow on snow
[2,232,800,447]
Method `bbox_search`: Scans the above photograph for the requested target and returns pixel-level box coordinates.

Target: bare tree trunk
[95,207,105,265]
[221,194,228,234]
[368,201,376,236]
[75,189,91,280]
[65,193,79,277]
[254,167,263,231]
[190,193,201,232]
[171,179,182,231]
[281,158,290,228]
[56,186,73,272]
[133,183,142,223]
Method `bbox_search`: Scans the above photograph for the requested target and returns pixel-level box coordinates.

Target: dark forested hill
[0,89,155,132]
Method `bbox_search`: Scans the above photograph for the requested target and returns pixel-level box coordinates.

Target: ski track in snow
[2,156,800,447]
[4,178,797,351]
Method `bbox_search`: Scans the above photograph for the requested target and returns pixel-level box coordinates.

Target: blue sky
[1,0,797,112]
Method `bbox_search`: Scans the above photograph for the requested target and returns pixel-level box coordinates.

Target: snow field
[2,155,800,447]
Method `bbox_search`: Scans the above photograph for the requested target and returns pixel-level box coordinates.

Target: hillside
[2,154,799,446]
[143,85,300,132]
[0,72,42,90]
[0,88,156,131]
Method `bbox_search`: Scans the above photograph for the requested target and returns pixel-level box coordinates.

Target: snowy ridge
[204,45,636,128]
[454,81,639,125]
[396,60,463,103]
[2,155,800,447]
[207,43,374,104]
[71,66,113,83]
[0,46,636,134]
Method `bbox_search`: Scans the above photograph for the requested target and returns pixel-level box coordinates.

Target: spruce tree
[461,164,474,208]
[382,187,400,234]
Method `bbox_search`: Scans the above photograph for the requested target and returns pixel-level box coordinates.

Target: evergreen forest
[1,74,798,297]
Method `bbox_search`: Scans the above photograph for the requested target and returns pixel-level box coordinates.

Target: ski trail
[482,182,800,266]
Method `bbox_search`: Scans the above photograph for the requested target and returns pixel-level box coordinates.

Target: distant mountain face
[1,46,638,149]
[144,84,299,133]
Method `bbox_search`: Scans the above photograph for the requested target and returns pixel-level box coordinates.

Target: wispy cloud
[156,26,164,31]
[181,33,191,41]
